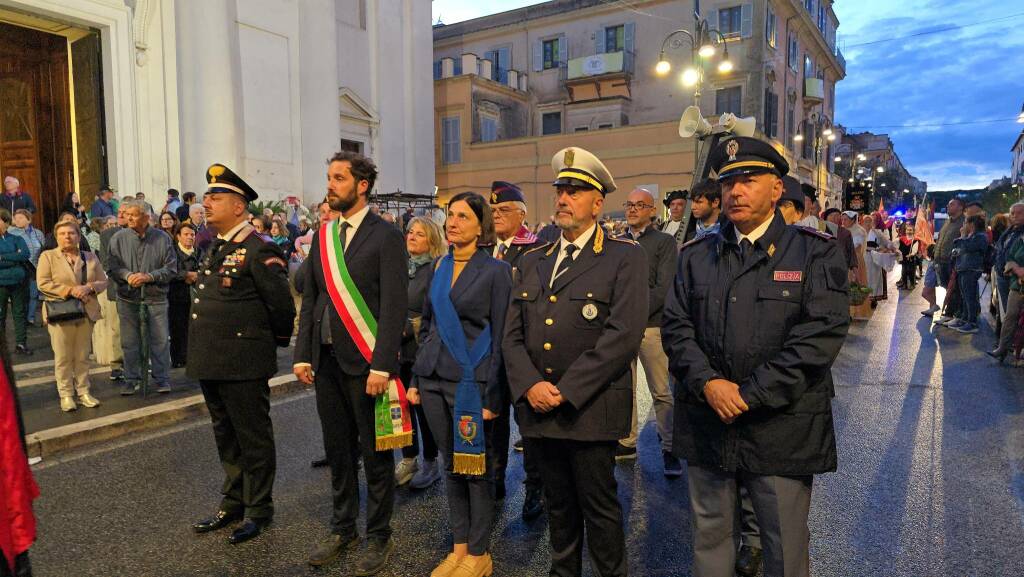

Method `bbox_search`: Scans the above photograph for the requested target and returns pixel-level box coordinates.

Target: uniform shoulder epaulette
[606,236,638,246]
[679,233,715,251]
[522,242,552,256]
[794,225,833,241]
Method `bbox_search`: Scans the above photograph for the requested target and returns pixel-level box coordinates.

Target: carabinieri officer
[503,147,648,577]
[189,164,295,545]
[661,136,850,577]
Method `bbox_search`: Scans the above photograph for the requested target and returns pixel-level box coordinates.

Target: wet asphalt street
[26,280,1024,576]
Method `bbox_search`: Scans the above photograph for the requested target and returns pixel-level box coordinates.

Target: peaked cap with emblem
[551,147,616,196]
[781,176,805,210]
[206,163,259,203]
[663,189,690,207]
[710,136,789,181]
[490,181,526,204]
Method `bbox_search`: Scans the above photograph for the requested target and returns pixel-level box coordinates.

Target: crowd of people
[3,130,1023,577]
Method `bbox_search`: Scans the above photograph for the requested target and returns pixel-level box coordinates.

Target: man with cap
[487,180,546,519]
[661,189,690,248]
[189,163,295,544]
[294,151,407,574]
[661,135,850,577]
[504,147,648,577]
[778,176,807,225]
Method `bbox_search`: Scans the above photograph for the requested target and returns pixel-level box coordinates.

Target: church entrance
[0,15,107,231]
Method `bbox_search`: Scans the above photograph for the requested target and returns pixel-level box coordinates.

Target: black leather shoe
[228,517,271,544]
[986,349,1007,364]
[311,456,329,468]
[735,544,763,577]
[354,537,394,576]
[522,485,544,521]
[308,533,361,567]
[192,510,243,533]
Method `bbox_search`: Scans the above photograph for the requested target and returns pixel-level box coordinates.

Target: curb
[24,374,309,459]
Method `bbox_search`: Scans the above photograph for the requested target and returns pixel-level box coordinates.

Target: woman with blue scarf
[410,192,511,577]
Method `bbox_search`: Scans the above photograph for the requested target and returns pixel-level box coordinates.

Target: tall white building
[0,0,434,229]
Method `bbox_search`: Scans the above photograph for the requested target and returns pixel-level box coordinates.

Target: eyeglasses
[491,207,522,216]
[623,202,654,211]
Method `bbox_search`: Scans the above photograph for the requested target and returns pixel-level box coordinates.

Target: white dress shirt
[663,219,683,237]
[551,223,596,287]
[734,214,775,245]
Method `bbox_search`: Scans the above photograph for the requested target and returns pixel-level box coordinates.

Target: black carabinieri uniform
[187,225,295,521]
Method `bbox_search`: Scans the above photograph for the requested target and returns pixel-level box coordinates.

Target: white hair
[511,201,527,215]
[3,176,18,186]
[1010,202,1024,213]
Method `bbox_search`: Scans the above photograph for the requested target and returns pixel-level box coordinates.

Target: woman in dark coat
[394,217,445,490]
[409,192,511,577]
[168,223,202,367]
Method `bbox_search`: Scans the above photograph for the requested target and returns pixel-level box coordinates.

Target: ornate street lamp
[655,16,733,102]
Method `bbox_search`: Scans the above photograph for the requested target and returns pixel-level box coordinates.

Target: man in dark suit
[486,180,545,519]
[617,187,681,476]
[293,152,407,574]
[188,164,295,545]
[504,147,648,577]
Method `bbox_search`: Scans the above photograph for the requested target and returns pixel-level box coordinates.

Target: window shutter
[558,34,567,64]
[534,40,543,72]
[433,61,441,80]
[710,8,718,31]
[624,22,635,55]
[741,4,753,38]
[595,27,605,54]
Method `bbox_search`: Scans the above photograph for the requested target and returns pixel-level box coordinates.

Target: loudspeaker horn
[678,106,712,138]
[719,113,757,137]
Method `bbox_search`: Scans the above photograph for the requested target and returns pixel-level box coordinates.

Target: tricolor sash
[429,253,491,476]
[319,220,413,450]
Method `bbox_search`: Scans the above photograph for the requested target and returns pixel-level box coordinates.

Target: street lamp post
[654,16,733,103]
[793,112,835,208]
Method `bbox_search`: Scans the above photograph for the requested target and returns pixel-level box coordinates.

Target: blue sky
[431,1,1024,191]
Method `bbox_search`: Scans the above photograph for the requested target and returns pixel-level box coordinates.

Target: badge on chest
[773,270,802,282]
[581,303,598,320]
[222,248,247,268]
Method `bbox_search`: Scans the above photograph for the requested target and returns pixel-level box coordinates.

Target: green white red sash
[319,220,412,450]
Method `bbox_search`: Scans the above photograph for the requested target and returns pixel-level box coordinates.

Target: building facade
[0,0,434,230]
[432,0,846,218]
[834,128,927,208]
[1012,132,1024,186]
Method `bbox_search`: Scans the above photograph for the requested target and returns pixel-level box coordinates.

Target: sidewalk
[6,321,303,458]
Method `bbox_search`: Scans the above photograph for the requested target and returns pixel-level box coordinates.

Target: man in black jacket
[293,152,407,574]
[617,187,681,476]
[504,147,648,577]
[662,136,850,577]
[188,164,295,545]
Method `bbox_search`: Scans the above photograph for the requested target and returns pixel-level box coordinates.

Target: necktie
[739,239,753,262]
[321,222,352,344]
[496,243,508,260]
[552,244,578,285]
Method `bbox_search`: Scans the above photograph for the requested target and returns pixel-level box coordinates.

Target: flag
[878,198,885,214]
[914,195,934,253]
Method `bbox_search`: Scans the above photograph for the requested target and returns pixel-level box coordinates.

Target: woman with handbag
[36,221,108,412]
[168,223,201,368]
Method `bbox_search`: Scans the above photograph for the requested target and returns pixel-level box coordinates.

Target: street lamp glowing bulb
[718,59,733,73]
[876,166,885,173]
[655,60,671,76]
[823,128,833,136]
[827,134,836,141]
[834,156,842,162]
[857,153,866,161]
[681,68,699,87]
[793,133,804,142]
[698,44,715,57]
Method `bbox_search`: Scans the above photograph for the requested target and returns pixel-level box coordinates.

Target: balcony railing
[566,51,633,80]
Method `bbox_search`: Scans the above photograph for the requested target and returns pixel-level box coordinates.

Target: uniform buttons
[198,284,205,290]
[782,289,791,297]
[545,368,553,374]
[194,298,200,304]
[236,332,242,337]
[730,296,737,303]
[191,313,197,319]
[521,292,528,298]
[545,318,554,326]
[543,342,552,351]
[204,270,211,275]
[232,268,238,273]
[549,295,558,303]
[587,292,593,298]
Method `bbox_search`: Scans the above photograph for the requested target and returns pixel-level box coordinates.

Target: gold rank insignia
[767,243,776,257]
[491,193,498,203]
[564,149,575,167]
[208,164,225,182]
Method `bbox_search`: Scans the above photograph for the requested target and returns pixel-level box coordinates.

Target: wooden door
[0,21,74,231]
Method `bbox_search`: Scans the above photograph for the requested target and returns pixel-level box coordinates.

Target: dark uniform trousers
[689,467,811,577]
[315,345,395,541]
[536,438,625,577]
[200,378,275,520]
[420,377,496,556]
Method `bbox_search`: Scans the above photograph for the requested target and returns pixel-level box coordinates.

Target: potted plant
[848,282,872,306]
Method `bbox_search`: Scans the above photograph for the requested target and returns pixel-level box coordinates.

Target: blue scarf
[429,252,491,475]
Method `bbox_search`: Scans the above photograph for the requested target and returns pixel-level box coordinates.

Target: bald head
[3,177,19,193]
[625,188,657,229]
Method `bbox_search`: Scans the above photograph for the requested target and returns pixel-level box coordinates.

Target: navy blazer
[294,211,408,375]
[411,249,512,414]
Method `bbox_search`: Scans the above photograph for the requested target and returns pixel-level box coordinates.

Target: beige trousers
[49,318,94,399]
[621,326,674,452]
[94,292,123,369]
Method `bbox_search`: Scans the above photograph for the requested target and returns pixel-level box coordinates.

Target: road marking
[12,359,56,372]
[17,367,110,388]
